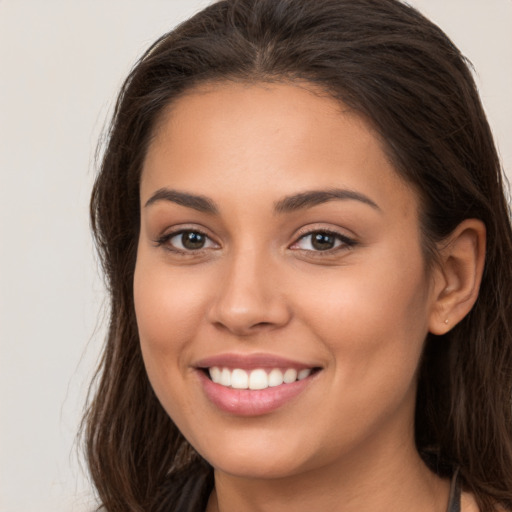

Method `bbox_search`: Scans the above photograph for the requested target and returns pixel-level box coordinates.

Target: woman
[84,0,512,510]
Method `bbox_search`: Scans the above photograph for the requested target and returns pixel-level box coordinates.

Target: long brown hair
[84,0,512,510]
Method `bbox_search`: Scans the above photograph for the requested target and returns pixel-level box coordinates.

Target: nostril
[253,321,273,328]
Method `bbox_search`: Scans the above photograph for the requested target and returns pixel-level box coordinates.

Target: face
[134,82,438,480]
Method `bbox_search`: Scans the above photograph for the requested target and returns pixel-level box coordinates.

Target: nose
[207,248,292,336]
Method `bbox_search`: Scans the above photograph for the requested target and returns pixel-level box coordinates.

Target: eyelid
[153,225,220,254]
[289,226,357,253]
[152,224,357,255]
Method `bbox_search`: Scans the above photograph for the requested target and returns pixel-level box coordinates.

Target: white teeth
[231,368,249,389]
[298,368,312,380]
[220,367,231,387]
[249,369,268,390]
[208,366,314,389]
[268,368,284,387]
[210,366,222,384]
[283,368,298,383]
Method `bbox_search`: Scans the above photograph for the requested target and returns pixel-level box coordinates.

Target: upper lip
[194,353,321,370]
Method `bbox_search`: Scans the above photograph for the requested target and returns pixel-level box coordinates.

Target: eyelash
[154,228,217,255]
[154,227,357,257]
[291,229,357,254]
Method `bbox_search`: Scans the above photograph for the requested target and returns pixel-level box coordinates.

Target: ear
[428,219,486,335]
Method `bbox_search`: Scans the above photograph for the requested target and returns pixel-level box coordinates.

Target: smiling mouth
[205,367,321,390]
[196,358,322,415]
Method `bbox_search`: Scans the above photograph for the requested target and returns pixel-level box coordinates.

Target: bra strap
[446,467,461,512]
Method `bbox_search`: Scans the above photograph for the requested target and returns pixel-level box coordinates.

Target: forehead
[141,81,416,217]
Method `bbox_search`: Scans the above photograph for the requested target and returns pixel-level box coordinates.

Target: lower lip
[197,370,316,416]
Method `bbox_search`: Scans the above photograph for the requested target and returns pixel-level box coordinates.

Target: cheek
[133,251,206,386]
[133,253,212,435]
[297,252,431,400]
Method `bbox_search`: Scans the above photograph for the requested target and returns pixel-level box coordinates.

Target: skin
[134,82,484,511]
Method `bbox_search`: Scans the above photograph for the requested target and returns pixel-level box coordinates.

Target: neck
[207,435,449,512]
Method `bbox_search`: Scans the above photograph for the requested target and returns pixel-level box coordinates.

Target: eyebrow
[144,188,219,214]
[274,188,381,213]
[144,187,380,215]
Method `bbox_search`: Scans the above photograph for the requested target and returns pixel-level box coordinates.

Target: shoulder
[461,491,479,512]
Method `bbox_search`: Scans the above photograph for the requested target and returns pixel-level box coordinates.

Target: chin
[206,452,308,480]
[190,427,329,480]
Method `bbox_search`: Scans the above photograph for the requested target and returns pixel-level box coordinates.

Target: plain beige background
[0,1,510,510]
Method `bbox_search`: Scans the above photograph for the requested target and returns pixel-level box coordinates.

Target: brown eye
[181,231,206,249]
[311,232,336,251]
[292,230,356,252]
[163,230,217,252]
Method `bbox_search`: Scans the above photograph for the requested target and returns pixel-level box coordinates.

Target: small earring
[444,319,449,324]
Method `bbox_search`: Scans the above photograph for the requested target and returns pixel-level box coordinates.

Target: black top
[199,470,463,512]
